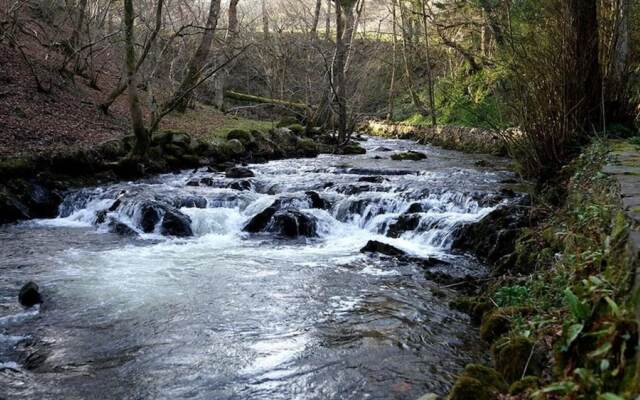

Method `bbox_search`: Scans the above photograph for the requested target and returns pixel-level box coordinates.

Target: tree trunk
[213,0,240,110]
[174,0,222,112]
[123,0,149,159]
[420,0,436,126]
[262,0,270,40]
[398,0,427,116]
[387,0,398,120]
[325,0,332,40]
[568,0,602,133]
[607,0,631,125]
[311,0,322,37]
[100,0,165,113]
[69,0,88,50]
[334,0,349,145]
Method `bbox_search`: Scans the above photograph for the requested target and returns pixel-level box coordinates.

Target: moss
[287,124,306,135]
[471,301,495,325]
[508,376,539,395]
[493,337,542,384]
[296,138,318,157]
[342,144,367,155]
[0,156,35,178]
[151,131,174,146]
[479,309,512,343]
[391,151,427,161]
[163,144,185,157]
[462,364,508,393]
[221,139,245,157]
[448,376,497,400]
[227,129,254,145]
[276,116,299,128]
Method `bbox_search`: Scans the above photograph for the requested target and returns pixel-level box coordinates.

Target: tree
[212,0,241,110]
[123,0,148,159]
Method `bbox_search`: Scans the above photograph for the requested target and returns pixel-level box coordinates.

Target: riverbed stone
[360,240,406,257]
[227,130,254,146]
[160,209,193,237]
[19,281,42,307]
[306,191,331,210]
[391,151,427,161]
[358,176,387,183]
[387,214,422,238]
[341,143,366,155]
[244,200,281,232]
[227,180,252,191]
[226,167,255,178]
[271,209,318,237]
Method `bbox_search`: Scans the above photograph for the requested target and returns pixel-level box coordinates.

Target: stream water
[0,136,518,399]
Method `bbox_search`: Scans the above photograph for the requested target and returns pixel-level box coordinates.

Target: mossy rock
[509,376,539,395]
[479,309,513,343]
[250,130,267,141]
[287,124,305,136]
[180,154,201,168]
[296,138,318,158]
[189,139,213,156]
[391,151,427,161]
[462,364,508,393]
[169,131,191,147]
[0,156,36,179]
[342,144,366,155]
[276,116,299,128]
[151,131,174,146]
[96,139,127,161]
[449,297,477,314]
[122,135,136,152]
[448,376,498,400]
[227,129,255,145]
[493,337,543,384]
[221,139,245,158]
[164,143,185,157]
[471,301,495,325]
[147,145,164,161]
[50,149,100,175]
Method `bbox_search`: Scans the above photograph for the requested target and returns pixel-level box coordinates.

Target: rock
[160,209,193,237]
[19,281,42,307]
[474,160,493,168]
[226,167,255,178]
[97,139,127,160]
[173,195,207,209]
[296,138,319,157]
[358,176,387,183]
[391,151,427,161]
[170,131,192,147]
[139,203,162,233]
[200,177,214,186]
[221,139,245,158]
[452,202,529,263]
[164,143,185,157]
[341,144,366,155]
[306,191,331,210]
[271,209,318,237]
[387,214,421,238]
[406,202,424,213]
[360,240,406,257]
[227,180,252,191]
[244,200,281,232]
[0,191,30,223]
[509,376,539,395]
[373,146,393,152]
[95,209,107,224]
[108,219,137,237]
[227,130,254,146]
[415,394,439,400]
[186,179,200,187]
[462,364,508,392]
[151,131,174,146]
[479,309,512,343]
[448,376,497,400]
[493,337,543,384]
[276,116,299,128]
[287,124,305,136]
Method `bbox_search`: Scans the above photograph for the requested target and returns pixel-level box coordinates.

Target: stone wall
[363,120,508,156]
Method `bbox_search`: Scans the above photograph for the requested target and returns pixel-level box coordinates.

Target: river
[0,136,517,399]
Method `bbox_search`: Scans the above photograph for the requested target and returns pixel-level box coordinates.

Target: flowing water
[0,137,518,399]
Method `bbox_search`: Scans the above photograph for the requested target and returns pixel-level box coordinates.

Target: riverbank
[445,138,640,398]
[363,120,508,156]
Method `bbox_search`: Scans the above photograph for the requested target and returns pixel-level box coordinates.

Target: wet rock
[244,200,281,232]
[108,219,137,237]
[406,202,424,213]
[19,281,42,307]
[200,177,215,186]
[221,139,245,158]
[452,202,529,263]
[25,183,61,218]
[271,209,318,237]
[373,146,392,152]
[391,151,427,161]
[296,138,319,158]
[140,203,162,233]
[227,180,252,191]
[360,240,406,257]
[387,214,421,238]
[493,337,543,384]
[95,209,108,224]
[474,160,493,168]
[186,179,200,187]
[341,144,366,155]
[358,176,387,183]
[306,191,331,210]
[173,195,207,209]
[160,209,193,237]
[226,167,255,179]
[0,191,30,223]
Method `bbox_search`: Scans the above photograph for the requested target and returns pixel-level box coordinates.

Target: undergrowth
[485,140,640,398]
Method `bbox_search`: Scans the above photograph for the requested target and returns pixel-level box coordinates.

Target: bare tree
[212,0,241,110]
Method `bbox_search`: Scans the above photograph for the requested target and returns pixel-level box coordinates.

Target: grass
[161,103,275,142]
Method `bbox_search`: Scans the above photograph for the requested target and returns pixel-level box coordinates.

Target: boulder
[227,129,254,146]
[139,203,162,233]
[286,124,306,136]
[306,191,331,210]
[493,337,543,384]
[391,151,427,161]
[221,139,245,158]
[151,131,174,146]
[108,219,137,237]
[387,214,422,238]
[372,146,393,152]
[200,177,215,186]
[406,202,424,213]
[341,144,366,155]
[0,191,30,223]
[173,195,207,209]
[186,179,200,187]
[358,176,387,183]
[160,209,193,237]
[19,281,42,307]
[244,200,282,232]
[169,131,192,147]
[227,180,252,191]
[226,167,255,178]
[271,209,318,237]
[296,138,319,158]
[360,240,406,257]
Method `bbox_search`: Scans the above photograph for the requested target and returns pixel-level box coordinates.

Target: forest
[1,0,640,399]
